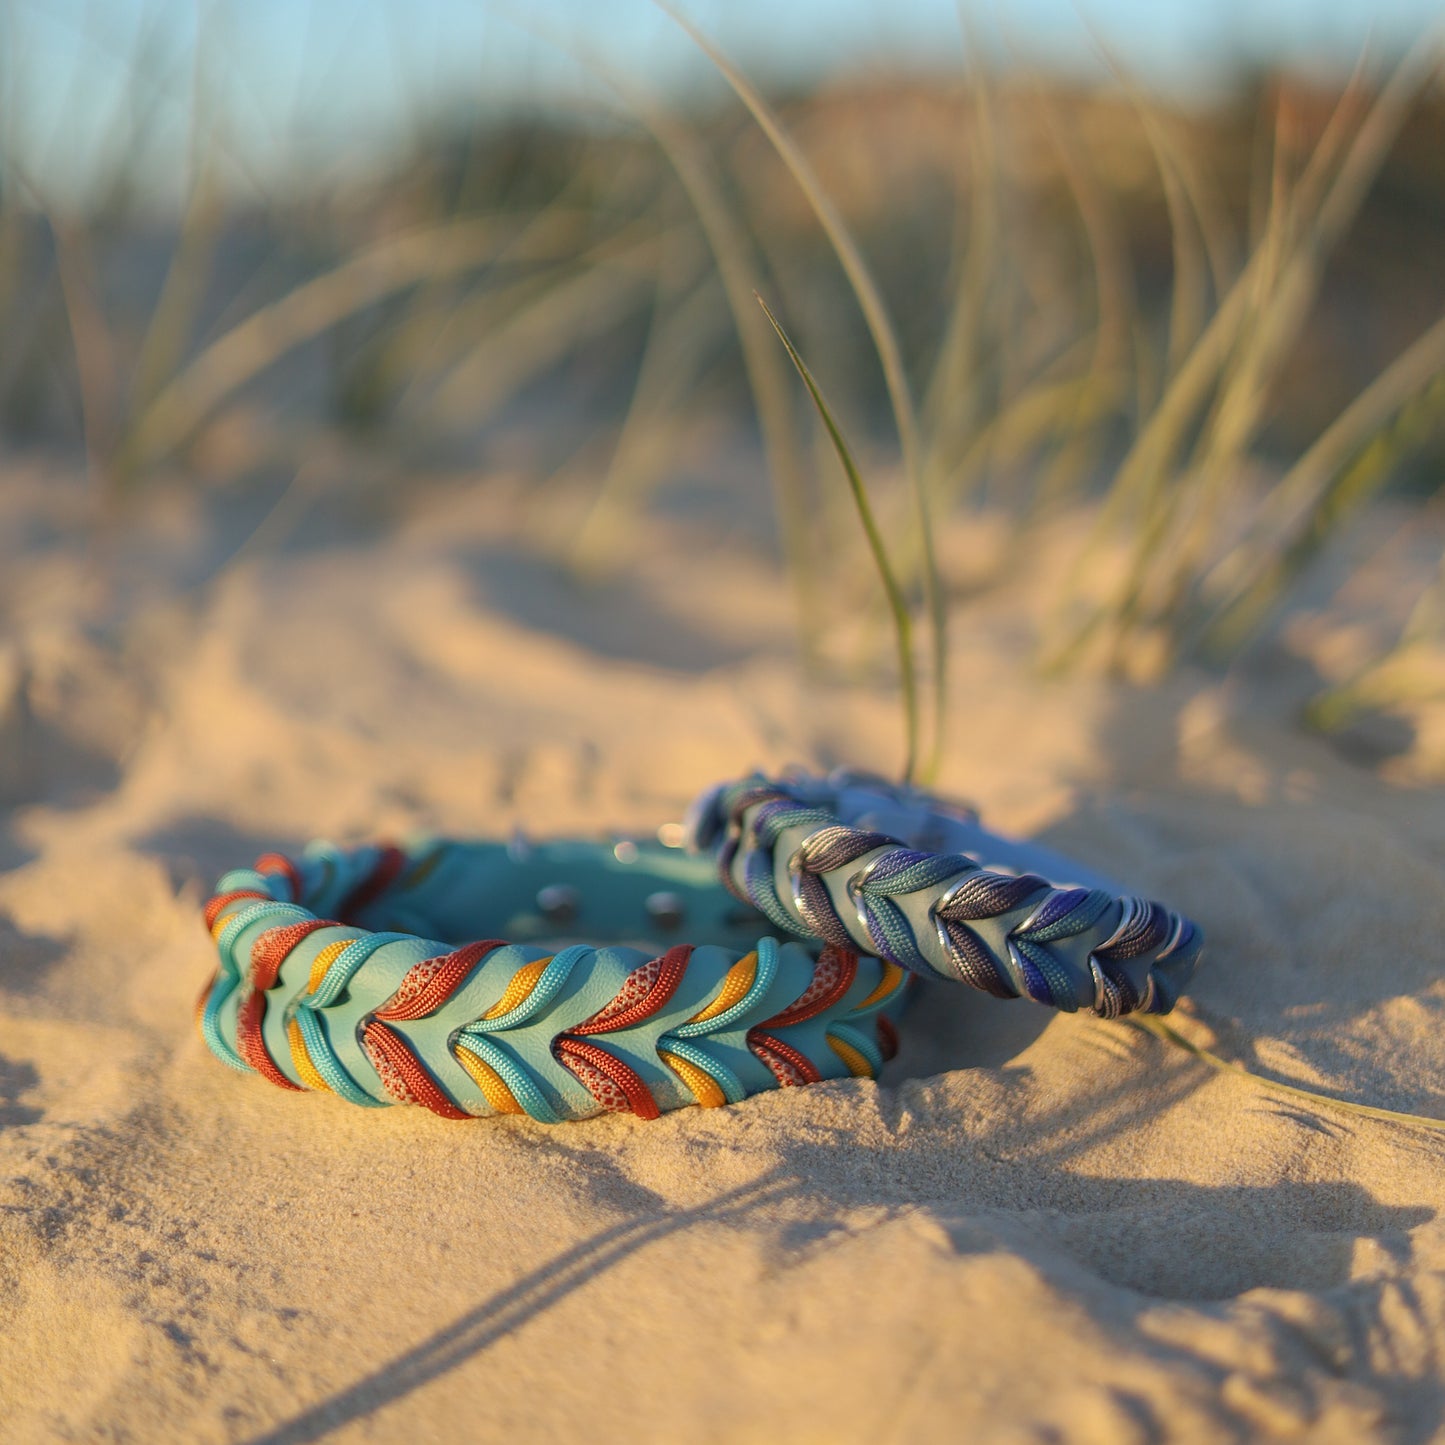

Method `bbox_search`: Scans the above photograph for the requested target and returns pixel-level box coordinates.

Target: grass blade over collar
[757,293,920,783]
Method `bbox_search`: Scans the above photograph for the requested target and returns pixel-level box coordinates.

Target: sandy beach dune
[1,460,1443,1443]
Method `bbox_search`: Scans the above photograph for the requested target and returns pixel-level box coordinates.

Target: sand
[1,452,1443,1444]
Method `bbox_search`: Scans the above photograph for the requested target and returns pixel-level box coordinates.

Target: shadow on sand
[244,1144,1429,1445]
[460,542,775,675]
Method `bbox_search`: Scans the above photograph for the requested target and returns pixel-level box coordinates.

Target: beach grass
[0,6,1442,752]
[756,292,922,782]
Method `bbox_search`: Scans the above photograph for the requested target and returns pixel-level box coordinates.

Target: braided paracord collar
[198,835,909,1122]
[686,769,1202,1018]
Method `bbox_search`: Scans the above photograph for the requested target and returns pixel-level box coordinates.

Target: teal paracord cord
[198,833,911,1121]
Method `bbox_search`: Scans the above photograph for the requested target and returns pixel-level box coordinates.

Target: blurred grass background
[2,0,1444,776]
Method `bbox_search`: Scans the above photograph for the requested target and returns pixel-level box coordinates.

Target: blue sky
[1,0,1439,209]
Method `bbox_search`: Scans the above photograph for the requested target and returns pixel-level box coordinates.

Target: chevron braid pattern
[198,840,910,1122]
[690,774,1202,1018]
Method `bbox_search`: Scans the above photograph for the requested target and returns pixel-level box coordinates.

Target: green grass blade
[421,233,666,425]
[569,265,725,577]
[757,293,920,783]
[921,25,999,492]
[591,66,824,660]
[475,0,825,660]
[120,215,513,472]
[655,0,947,780]
[1046,36,1442,670]
[1197,317,1445,653]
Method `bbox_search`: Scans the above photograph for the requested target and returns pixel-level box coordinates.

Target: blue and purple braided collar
[686,768,1202,1019]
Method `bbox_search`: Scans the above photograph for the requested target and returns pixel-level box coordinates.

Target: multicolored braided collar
[198,835,909,1122]
[685,769,1202,1019]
